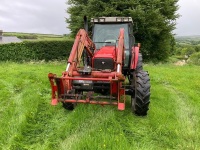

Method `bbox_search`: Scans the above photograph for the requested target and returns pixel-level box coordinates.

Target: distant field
[175,35,200,41]
[3,32,71,41]
[175,35,200,45]
[0,62,200,149]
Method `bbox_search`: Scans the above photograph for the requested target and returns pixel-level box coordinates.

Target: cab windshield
[93,24,129,49]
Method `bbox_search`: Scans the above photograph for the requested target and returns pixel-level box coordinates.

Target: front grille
[93,58,114,70]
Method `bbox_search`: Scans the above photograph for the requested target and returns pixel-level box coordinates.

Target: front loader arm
[66,29,95,74]
[48,28,126,110]
[116,28,125,74]
[130,43,140,70]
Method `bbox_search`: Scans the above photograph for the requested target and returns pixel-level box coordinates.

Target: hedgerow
[0,40,74,62]
[188,52,200,65]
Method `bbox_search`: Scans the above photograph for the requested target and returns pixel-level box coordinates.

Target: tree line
[66,0,179,61]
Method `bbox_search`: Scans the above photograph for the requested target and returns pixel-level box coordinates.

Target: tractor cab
[91,17,135,69]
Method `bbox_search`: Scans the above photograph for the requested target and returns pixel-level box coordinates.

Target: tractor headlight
[116,18,122,22]
[99,18,105,22]
[94,19,99,22]
[123,18,129,22]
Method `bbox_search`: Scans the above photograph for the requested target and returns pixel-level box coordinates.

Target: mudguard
[130,46,140,69]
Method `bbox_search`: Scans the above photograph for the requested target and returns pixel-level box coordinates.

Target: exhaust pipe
[84,16,88,33]
[83,16,88,66]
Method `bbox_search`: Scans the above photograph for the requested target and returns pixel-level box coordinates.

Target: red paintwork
[117,29,124,65]
[61,99,118,105]
[92,46,117,68]
[48,73,57,100]
[111,82,118,95]
[68,29,95,64]
[63,76,115,81]
[118,103,125,110]
[130,46,139,69]
[51,99,58,105]
[72,71,116,78]
[48,28,127,111]
[93,46,117,59]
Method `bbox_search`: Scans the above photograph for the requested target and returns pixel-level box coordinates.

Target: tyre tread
[133,71,151,116]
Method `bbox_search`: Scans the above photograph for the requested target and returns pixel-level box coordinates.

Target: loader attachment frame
[48,28,126,110]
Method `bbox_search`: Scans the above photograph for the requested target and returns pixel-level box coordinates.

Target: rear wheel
[131,71,150,116]
[136,53,143,71]
[128,53,143,85]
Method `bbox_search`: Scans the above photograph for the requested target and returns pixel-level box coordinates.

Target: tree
[66,0,179,61]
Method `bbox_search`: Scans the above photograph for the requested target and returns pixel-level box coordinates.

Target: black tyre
[136,53,143,71]
[62,90,76,110]
[131,71,150,116]
[62,102,74,110]
[128,53,143,85]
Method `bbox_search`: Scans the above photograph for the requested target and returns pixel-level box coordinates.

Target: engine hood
[92,46,117,70]
[93,46,117,59]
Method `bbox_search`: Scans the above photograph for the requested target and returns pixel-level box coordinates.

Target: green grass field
[0,62,200,150]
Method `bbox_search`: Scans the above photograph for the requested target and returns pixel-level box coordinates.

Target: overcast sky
[0,0,199,36]
[0,0,69,34]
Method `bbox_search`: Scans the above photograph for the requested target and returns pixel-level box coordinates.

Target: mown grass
[0,62,199,149]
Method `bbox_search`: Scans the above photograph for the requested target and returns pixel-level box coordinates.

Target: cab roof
[91,17,133,23]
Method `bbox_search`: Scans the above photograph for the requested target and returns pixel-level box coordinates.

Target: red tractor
[48,17,150,116]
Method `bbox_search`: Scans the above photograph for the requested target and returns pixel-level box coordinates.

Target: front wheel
[62,90,76,110]
[131,71,150,116]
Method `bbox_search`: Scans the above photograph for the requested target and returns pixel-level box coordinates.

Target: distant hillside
[175,35,200,41]
[3,32,71,41]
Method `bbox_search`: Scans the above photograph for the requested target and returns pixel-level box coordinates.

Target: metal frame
[48,28,127,110]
